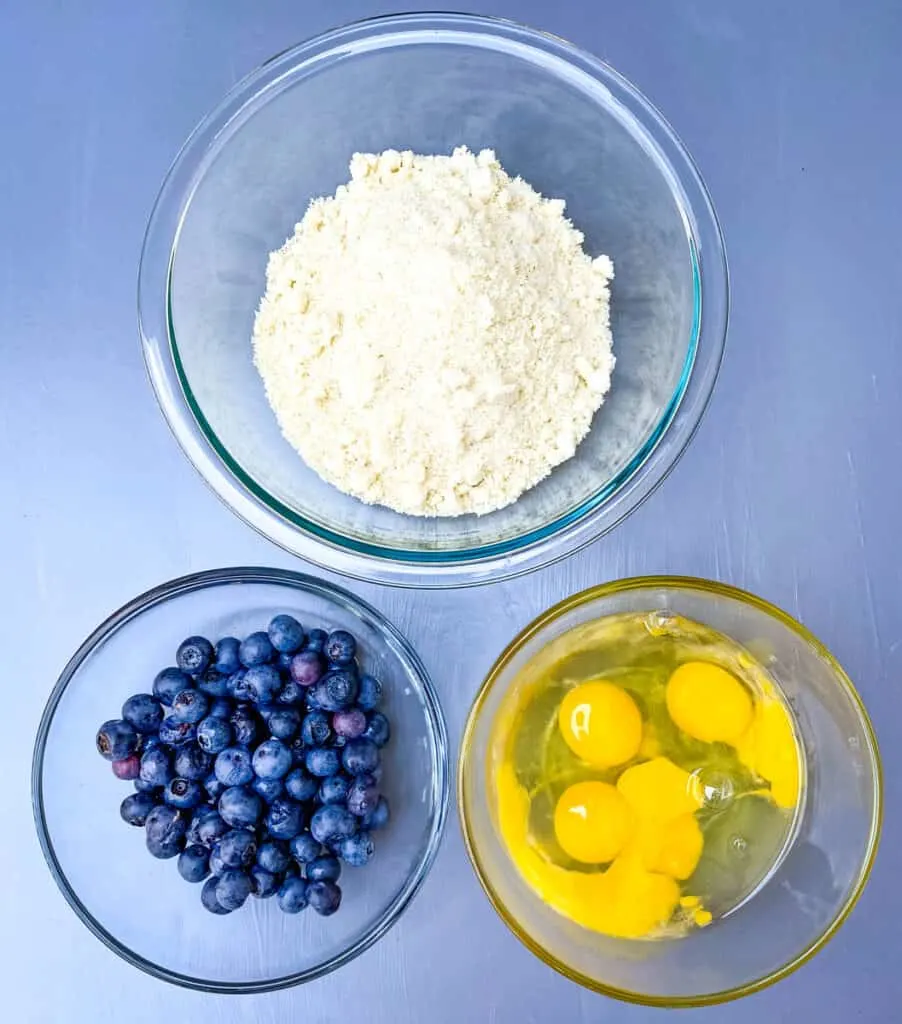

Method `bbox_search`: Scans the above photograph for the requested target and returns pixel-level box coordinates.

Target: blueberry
[139,747,173,787]
[229,704,259,746]
[251,866,280,898]
[277,876,309,914]
[178,844,211,883]
[342,739,380,776]
[120,792,157,826]
[362,712,391,748]
[268,708,301,741]
[196,716,232,755]
[268,614,305,654]
[301,711,332,747]
[253,776,284,803]
[214,637,242,676]
[153,667,192,706]
[277,679,305,705]
[319,774,351,805]
[310,804,357,845]
[215,828,257,869]
[197,667,230,699]
[289,832,322,863]
[253,738,292,780]
[325,630,356,666]
[112,755,141,781]
[284,768,318,802]
[239,631,274,668]
[219,787,261,829]
[333,708,367,739]
[133,777,159,793]
[158,718,196,746]
[122,694,164,734]
[171,688,209,724]
[305,747,341,778]
[340,831,375,867]
[145,805,187,859]
[204,773,226,801]
[361,795,390,832]
[176,636,214,675]
[244,664,281,704]
[201,876,232,914]
[214,746,254,787]
[254,841,289,876]
[347,775,380,817]
[306,855,341,883]
[311,671,359,712]
[96,719,139,761]
[289,650,324,687]
[174,742,212,781]
[229,670,253,702]
[265,798,305,841]
[195,810,230,848]
[257,702,277,725]
[141,735,164,755]
[357,674,383,711]
[305,628,328,653]
[187,806,219,846]
[307,880,342,916]
[217,869,253,911]
[164,778,204,810]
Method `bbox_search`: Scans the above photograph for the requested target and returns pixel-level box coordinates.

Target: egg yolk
[553,781,634,864]
[666,662,753,744]
[616,756,703,822]
[736,696,801,809]
[558,681,642,768]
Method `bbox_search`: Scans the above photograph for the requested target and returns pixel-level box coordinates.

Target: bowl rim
[457,574,883,1007]
[138,10,730,589]
[31,566,450,994]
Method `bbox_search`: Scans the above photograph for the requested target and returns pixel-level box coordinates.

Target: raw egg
[558,681,642,768]
[553,781,633,864]
[666,661,753,744]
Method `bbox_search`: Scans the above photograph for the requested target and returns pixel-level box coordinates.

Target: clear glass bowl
[31,568,449,993]
[459,577,882,1007]
[139,13,728,588]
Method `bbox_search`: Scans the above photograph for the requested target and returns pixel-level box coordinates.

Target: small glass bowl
[32,568,449,993]
[459,577,882,1007]
[138,12,728,588]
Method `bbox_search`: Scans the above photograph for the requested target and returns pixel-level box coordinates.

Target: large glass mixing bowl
[139,14,728,587]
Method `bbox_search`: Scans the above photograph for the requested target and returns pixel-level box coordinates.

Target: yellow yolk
[558,681,642,768]
[553,781,634,864]
[616,757,703,822]
[736,695,801,809]
[665,662,753,744]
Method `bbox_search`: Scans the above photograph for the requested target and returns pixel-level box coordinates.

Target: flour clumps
[253,146,614,517]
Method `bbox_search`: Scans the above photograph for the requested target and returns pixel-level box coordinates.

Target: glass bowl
[31,568,448,993]
[138,13,728,588]
[458,577,882,1007]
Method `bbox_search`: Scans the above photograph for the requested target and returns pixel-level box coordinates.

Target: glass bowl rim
[31,566,450,994]
[138,10,730,589]
[457,574,883,1008]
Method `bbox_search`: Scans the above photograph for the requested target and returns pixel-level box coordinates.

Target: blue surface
[2,1,901,1021]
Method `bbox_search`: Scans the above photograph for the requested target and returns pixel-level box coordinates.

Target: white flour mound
[253,146,615,517]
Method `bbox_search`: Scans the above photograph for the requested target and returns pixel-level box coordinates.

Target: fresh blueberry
[325,630,356,666]
[214,637,242,676]
[120,791,157,826]
[307,880,342,916]
[96,719,139,761]
[229,705,258,747]
[171,688,209,724]
[306,855,341,883]
[164,778,204,810]
[196,810,230,848]
[310,671,359,712]
[141,734,164,755]
[174,742,212,781]
[187,807,218,846]
[265,798,305,840]
[214,746,254,787]
[256,840,291,875]
[253,776,284,803]
[178,844,211,883]
[196,716,232,755]
[310,804,357,845]
[217,869,253,911]
[277,679,304,705]
[268,614,305,654]
[362,712,391,748]
[133,777,159,794]
[250,866,280,898]
[204,773,226,801]
[122,694,164,734]
[197,667,230,699]
[201,876,232,914]
[289,832,322,863]
[229,670,253,702]
[239,631,273,668]
[219,785,262,828]
[301,711,332,747]
[176,636,214,675]
[339,831,374,867]
[244,664,281,704]
[112,755,141,781]
[333,708,367,739]
[347,775,380,817]
[208,698,233,720]
[277,876,309,914]
[305,747,341,778]
[158,718,196,746]
[252,738,292,780]
[342,739,380,776]
[319,774,351,805]
[215,828,257,869]
[268,708,300,741]
[139,747,173,787]
[361,795,391,832]
[145,805,187,859]
[289,650,324,687]
[153,667,192,706]
[356,674,383,711]
[305,628,328,654]
[284,767,318,802]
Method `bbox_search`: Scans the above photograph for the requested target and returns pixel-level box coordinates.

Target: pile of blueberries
[95,615,391,917]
